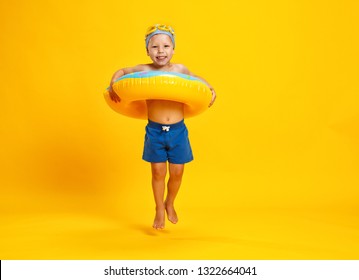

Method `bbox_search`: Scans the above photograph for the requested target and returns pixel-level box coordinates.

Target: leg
[151,162,167,229]
[165,163,184,224]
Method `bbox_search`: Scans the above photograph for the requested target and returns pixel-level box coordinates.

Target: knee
[169,167,184,181]
[152,166,167,181]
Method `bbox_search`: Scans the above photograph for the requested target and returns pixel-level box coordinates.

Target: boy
[109,24,216,229]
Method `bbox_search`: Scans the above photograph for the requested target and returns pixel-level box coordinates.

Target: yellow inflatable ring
[104,71,212,119]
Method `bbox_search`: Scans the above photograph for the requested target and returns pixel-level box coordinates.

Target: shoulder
[122,64,151,74]
[133,64,151,72]
[172,64,190,74]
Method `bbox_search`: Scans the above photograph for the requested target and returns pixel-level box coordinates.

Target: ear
[146,49,149,56]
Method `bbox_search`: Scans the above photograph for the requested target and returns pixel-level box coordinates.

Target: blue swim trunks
[142,120,194,164]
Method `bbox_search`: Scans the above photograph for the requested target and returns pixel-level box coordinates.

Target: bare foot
[153,207,165,230]
[165,201,178,224]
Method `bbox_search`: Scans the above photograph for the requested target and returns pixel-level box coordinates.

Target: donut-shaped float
[104,71,212,119]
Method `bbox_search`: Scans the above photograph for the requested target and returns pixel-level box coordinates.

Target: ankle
[165,201,175,208]
[155,204,165,211]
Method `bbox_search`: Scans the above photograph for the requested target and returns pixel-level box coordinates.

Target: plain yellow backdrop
[0,0,358,259]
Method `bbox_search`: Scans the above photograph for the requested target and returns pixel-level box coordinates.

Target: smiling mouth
[156,56,167,60]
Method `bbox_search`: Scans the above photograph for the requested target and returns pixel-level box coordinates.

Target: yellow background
[1,0,358,259]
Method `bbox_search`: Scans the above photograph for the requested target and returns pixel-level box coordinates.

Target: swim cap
[145,24,175,49]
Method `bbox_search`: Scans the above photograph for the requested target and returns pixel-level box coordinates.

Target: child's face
[146,34,175,67]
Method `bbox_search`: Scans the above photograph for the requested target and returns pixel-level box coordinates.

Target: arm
[191,73,217,108]
[108,65,146,103]
[178,64,217,107]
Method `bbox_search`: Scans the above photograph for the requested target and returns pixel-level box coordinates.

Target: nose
[158,46,164,53]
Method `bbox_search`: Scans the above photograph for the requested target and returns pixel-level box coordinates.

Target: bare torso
[146,100,184,124]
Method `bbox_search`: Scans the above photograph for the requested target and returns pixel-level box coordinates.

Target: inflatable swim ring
[103,71,212,119]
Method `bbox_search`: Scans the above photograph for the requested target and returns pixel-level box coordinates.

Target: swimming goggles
[145,24,175,37]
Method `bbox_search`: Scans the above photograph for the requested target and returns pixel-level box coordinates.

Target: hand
[109,85,121,103]
[208,88,216,107]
